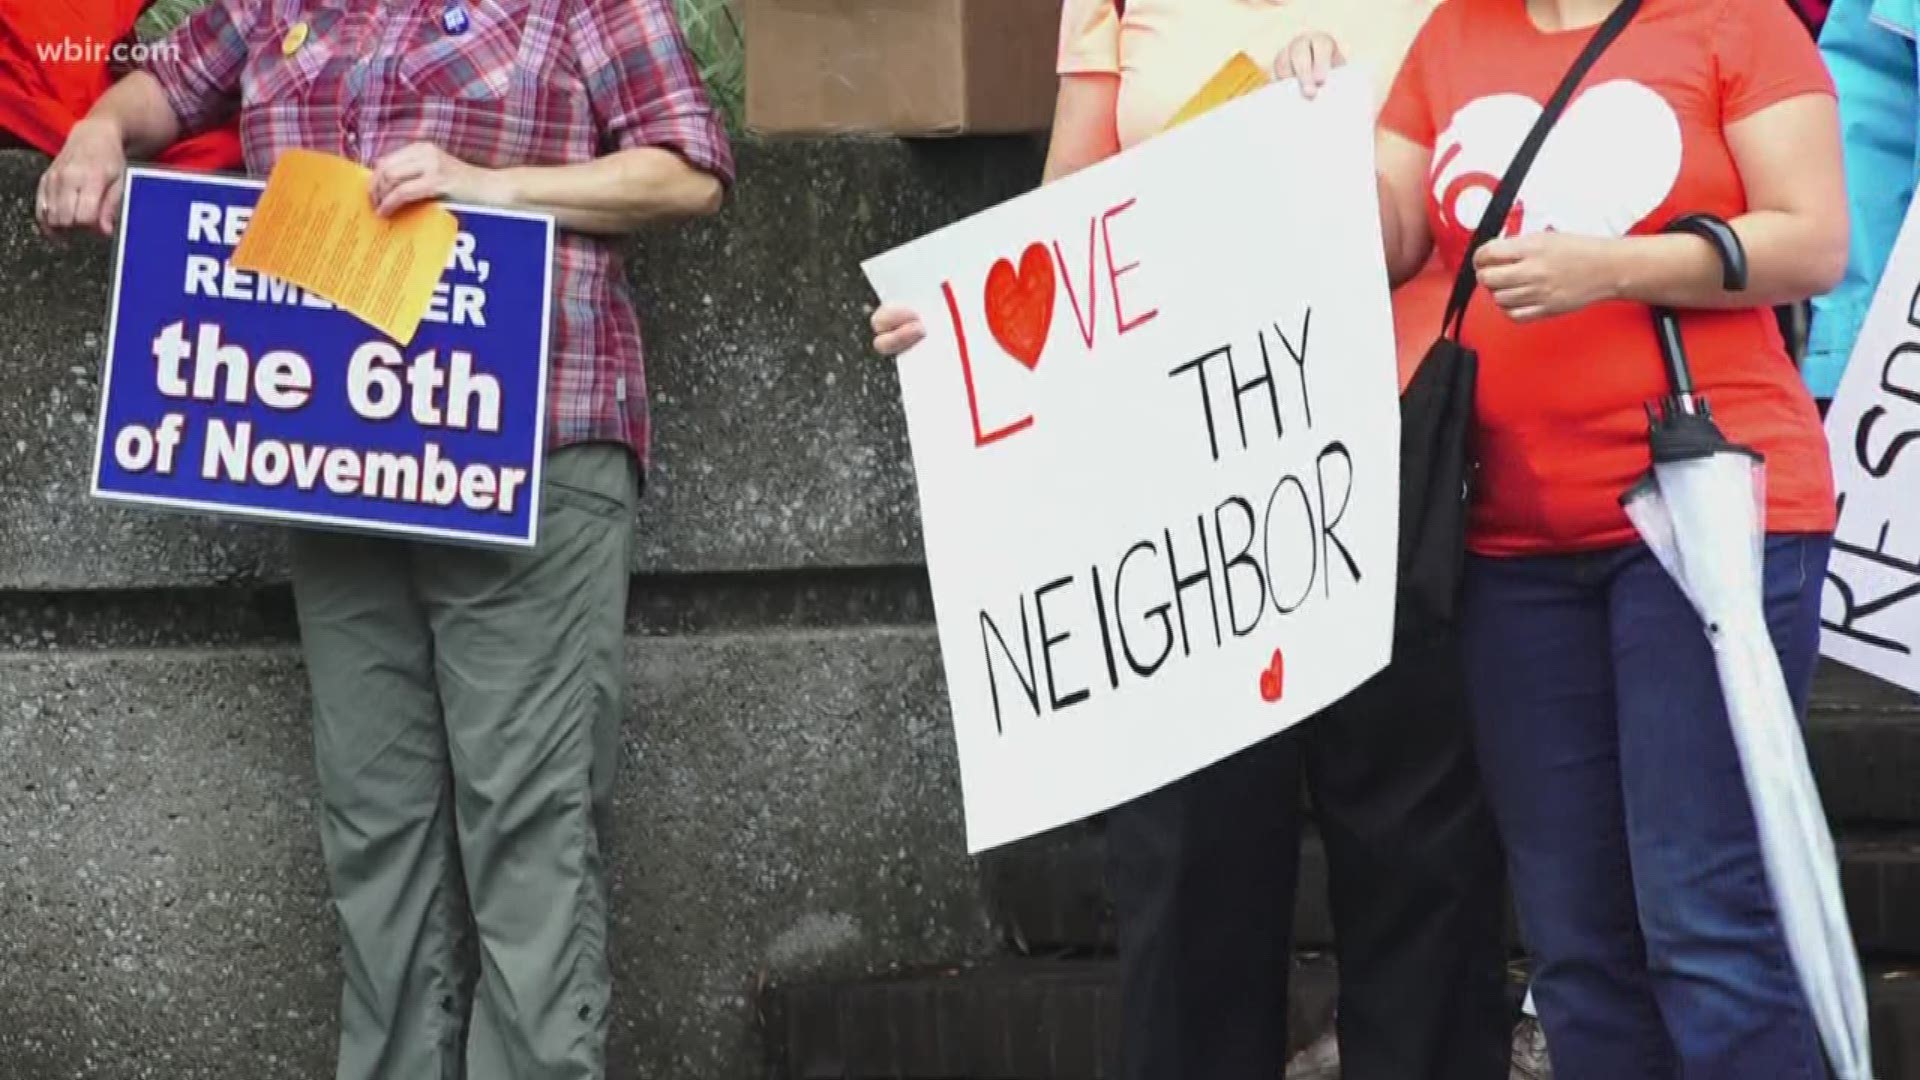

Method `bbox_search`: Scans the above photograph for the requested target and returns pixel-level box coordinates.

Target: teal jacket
[1807,0,1919,398]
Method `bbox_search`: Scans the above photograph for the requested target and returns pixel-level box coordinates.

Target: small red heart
[982,242,1056,371]
[1258,649,1285,703]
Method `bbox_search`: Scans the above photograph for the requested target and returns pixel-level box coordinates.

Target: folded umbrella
[1619,213,1873,1079]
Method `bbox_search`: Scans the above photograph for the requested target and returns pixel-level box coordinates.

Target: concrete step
[983,825,1920,958]
[1808,668,1920,826]
[766,958,1920,1080]
[766,956,1341,1080]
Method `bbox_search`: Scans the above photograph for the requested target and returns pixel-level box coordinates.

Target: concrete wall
[0,136,1047,1079]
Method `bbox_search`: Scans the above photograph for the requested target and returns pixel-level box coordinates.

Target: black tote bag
[1395,0,1641,639]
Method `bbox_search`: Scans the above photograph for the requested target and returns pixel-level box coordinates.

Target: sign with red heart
[862,72,1398,852]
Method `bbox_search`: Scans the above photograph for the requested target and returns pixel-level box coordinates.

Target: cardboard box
[746,0,1061,136]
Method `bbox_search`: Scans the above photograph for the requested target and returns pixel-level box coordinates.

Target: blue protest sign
[91,168,553,548]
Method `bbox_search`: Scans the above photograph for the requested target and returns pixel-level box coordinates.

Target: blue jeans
[1461,535,1834,1080]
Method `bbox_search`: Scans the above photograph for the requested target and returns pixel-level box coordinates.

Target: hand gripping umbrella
[1619,214,1873,1079]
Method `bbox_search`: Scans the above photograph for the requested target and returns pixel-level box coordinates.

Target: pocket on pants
[544,478,630,523]
[538,446,638,525]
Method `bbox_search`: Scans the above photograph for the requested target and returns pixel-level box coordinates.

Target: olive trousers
[290,444,635,1080]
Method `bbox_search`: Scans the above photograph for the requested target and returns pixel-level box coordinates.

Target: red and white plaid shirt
[145,0,735,463]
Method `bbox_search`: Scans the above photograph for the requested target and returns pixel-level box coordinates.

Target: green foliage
[132,0,744,128]
[675,0,746,130]
[134,0,208,41]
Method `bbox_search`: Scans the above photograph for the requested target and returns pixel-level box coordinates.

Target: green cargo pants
[288,444,636,1080]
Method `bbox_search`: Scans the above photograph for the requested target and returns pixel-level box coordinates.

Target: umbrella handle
[1664,213,1749,291]
[1651,213,1749,406]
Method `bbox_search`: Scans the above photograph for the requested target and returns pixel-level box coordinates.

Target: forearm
[1379,174,1432,287]
[492,148,724,235]
[1041,74,1122,186]
[81,72,182,159]
[1041,147,1090,185]
[1608,211,1848,310]
[1042,125,1118,184]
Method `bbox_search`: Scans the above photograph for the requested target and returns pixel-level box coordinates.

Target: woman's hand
[1273,33,1345,99]
[871,304,925,356]
[37,118,129,236]
[368,143,508,216]
[1473,233,1623,323]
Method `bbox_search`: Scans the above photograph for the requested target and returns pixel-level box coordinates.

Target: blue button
[442,4,471,34]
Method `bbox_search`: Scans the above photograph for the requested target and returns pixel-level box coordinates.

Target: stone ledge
[0,137,1046,591]
[0,626,988,1079]
[0,569,935,650]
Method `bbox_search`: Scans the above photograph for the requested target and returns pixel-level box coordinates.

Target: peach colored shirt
[1057,0,1443,148]
[1056,0,1451,388]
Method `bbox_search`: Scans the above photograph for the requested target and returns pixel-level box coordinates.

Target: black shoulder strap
[1441,0,1643,336]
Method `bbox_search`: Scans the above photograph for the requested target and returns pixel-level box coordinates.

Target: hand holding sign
[368,142,509,219]
[872,304,927,355]
[36,119,129,237]
[1275,32,1347,99]
[234,149,459,345]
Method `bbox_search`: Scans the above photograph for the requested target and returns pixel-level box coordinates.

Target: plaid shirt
[145,0,735,463]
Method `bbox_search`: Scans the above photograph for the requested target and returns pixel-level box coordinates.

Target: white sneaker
[1509,1015,1554,1080]
[1284,1024,1340,1080]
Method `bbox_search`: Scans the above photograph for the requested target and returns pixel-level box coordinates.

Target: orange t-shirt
[1380,0,1838,555]
[1055,0,1451,389]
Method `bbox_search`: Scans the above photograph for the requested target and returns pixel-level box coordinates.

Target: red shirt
[0,0,239,169]
[144,0,735,462]
[1381,0,1838,555]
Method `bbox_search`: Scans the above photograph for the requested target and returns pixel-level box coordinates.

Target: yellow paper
[232,149,458,345]
[1166,53,1270,132]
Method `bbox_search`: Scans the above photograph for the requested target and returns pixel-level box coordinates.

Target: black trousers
[1106,632,1511,1080]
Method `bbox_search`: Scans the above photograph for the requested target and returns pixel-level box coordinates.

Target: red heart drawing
[982,242,1056,371]
[1258,649,1285,704]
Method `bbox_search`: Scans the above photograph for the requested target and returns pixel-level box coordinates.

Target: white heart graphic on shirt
[1431,80,1683,241]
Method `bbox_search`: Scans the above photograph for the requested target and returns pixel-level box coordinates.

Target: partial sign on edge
[1823,190,1920,690]
[92,168,553,548]
[863,73,1402,852]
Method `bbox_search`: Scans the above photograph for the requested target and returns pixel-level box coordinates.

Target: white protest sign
[1823,192,1920,690]
[863,73,1401,852]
